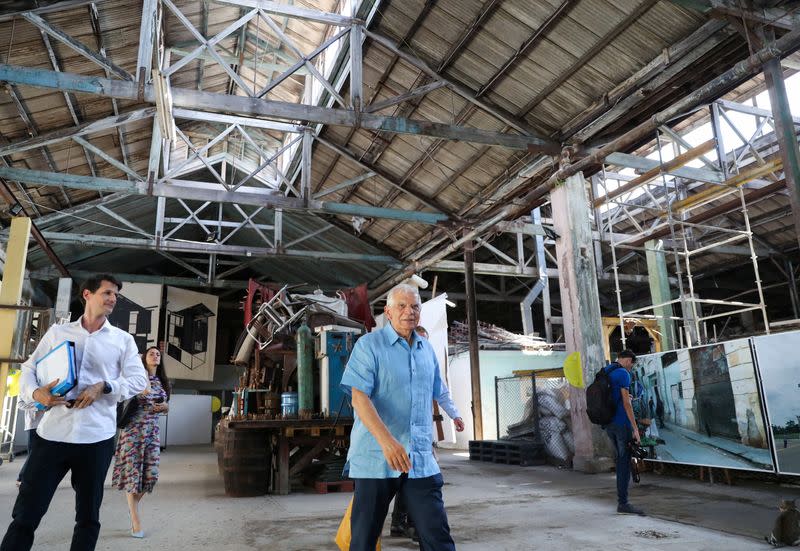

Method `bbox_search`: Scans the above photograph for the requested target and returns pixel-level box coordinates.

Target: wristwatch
[102,381,112,394]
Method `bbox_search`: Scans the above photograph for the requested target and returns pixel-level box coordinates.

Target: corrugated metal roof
[0,0,794,313]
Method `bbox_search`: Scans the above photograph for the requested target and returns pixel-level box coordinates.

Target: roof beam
[137,0,157,86]
[172,108,303,133]
[0,64,554,151]
[0,0,102,23]
[87,2,134,179]
[4,84,72,207]
[314,136,455,215]
[0,109,155,157]
[605,152,724,183]
[476,0,577,98]
[216,0,355,26]
[595,139,718,206]
[29,268,249,289]
[20,11,133,81]
[363,29,555,145]
[566,20,730,142]
[37,232,401,265]
[518,0,658,118]
[0,167,450,225]
[35,16,100,178]
[364,80,447,114]
[436,0,502,72]
[708,1,800,31]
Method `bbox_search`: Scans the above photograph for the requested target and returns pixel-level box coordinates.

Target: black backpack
[585,364,622,425]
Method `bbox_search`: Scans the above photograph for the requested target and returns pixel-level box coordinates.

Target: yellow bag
[335,497,381,551]
[6,369,20,398]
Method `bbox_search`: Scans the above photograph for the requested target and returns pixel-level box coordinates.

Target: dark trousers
[16,429,35,482]
[391,490,414,527]
[1,433,116,551]
[605,423,632,505]
[351,474,455,551]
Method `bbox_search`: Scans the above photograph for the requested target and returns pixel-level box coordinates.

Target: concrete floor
[0,445,796,550]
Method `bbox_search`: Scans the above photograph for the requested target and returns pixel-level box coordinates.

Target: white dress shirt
[20,317,148,444]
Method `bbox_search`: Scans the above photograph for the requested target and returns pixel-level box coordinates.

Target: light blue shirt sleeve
[430,352,460,420]
[435,380,460,421]
[340,336,376,397]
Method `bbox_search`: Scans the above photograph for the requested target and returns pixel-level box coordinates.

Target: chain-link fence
[495,374,573,466]
[535,376,573,466]
[496,375,539,440]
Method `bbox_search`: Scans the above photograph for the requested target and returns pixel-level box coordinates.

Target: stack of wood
[448,320,559,355]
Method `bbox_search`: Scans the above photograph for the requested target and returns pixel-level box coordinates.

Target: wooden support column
[464,239,483,440]
[0,217,32,407]
[763,57,800,253]
[645,239,675,350]
[551,173,611,472]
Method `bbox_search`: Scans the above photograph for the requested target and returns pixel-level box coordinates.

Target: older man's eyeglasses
[391,302,421,312]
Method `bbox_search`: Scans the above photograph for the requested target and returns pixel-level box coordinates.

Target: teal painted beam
[0,64,558,151]
[0,167,448,226]
[0,167,142,193]
[0,64,138,98]
[321,202,447,224]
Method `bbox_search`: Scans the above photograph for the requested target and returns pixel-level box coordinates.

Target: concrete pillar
[0,217,32,407]
[551,173,611,472]
[645,239,675,350]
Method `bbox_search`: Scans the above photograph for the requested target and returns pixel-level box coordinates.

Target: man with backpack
[601,349,645,516]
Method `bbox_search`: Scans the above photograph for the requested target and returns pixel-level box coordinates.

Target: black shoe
[617,503,645,515]
[390,524,404,537]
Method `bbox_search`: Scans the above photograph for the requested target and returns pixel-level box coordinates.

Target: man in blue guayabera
[341,283,457,551]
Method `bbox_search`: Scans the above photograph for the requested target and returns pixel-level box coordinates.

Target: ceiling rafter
[313,1,448,201]
[4,83,72,208]
[87,2,133,181]
[36,19,100,179]
[317,0,509,226]
[347,0,581,238]
[517,0,659,121]
[20,10,132,80]
[476,0,577,98]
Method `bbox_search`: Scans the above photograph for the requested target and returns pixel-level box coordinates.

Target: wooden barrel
[222,428,269,497]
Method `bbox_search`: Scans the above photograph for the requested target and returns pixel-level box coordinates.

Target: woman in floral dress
[112,346,170,538]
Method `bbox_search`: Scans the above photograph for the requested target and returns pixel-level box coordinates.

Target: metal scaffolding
[593,97,788,349]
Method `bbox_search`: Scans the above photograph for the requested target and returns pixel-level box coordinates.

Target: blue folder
[34,340,78,410]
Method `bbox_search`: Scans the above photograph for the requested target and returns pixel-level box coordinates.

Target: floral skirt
[111,416,160,494]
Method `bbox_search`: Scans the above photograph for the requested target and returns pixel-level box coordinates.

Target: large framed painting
[107,282,162,352]
[163,286,218,381]
[633,338,774,472]
[752,331,800,475]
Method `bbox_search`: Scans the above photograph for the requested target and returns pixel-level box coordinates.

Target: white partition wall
[164,394,213,446]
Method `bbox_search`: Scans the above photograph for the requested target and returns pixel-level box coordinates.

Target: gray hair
[386,283,420,307]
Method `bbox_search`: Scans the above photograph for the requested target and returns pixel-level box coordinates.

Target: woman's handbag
[116,397,139,429]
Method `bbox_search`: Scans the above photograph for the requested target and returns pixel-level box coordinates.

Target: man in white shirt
[1,274,148,551]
